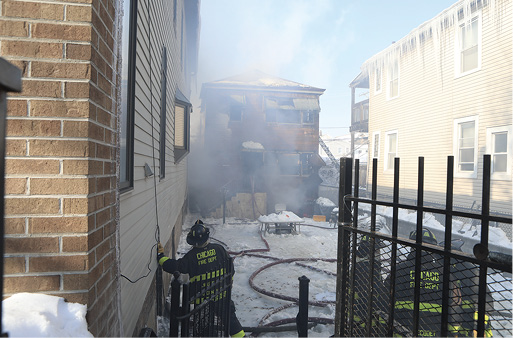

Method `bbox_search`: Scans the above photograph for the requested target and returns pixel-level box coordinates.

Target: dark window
[159,46,167,179]
[174,89,192,163]
[120,0,138,192]
[230,105,242,121]
[301,153,313,175]
[302,111,314,124]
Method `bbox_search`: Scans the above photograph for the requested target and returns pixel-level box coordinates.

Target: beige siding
[119,0,192,335]
[367,0,511,216]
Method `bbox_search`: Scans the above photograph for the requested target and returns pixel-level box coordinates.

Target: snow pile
[316,197,336,207]
[258,210,303,223]
[2,293,93,337]
[242,141,264,150]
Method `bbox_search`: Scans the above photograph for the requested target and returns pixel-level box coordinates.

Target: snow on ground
[2,293,93,337]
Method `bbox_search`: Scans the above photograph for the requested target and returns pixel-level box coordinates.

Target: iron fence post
[477,155,491,337]
[335,157,353,336]
[170,272,181,337]
[297,275,310,337]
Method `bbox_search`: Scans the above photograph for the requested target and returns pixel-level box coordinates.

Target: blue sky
[195,0,457,137]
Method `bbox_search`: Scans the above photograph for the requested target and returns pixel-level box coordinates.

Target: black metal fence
[167,258,234,337]
[335,156,512,337]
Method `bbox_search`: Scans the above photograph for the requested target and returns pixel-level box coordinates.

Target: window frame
[120,0,138,192]
[387,60,399,100]
[453,116,479,178]
[372,131,380,159]
[159,46,168,179]
[174,89,192,164]
[455,11,482,78]
[374,66,382,95]
[486,125,512,181]
[384,130,398,172]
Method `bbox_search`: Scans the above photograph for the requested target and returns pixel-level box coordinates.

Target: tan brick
[11,80,61,98]
[98,39,113,65]
[30,100,90,118]
[29,139,91,157]
[0,40,63,59]
[5,60,28,77]
[96,239,111,261]
[31,178,89,195]
[5,159,60,175]
[5,237,59,254]
[66,5,92,22]
[0,19,29,37]
[63,235,88,252]
[6,139,27,156]
[29,216,91,233]
[4,257,25,274]
[31,62,91,80]
[3,1,64,20]
[4,275,60,293]
[32,22,91,41]
[60,291,88,304]
[6,119,61,137]
[5,197,60,215]
[66,43,91,60]
[65,82,90,98]
[5,218,25,234]
[6,99,27,117]
[96,107,113,128]
[63,159,102,175]
[96,143,113,159]
[63,197,90,214]
[88,228,103,248]
[97,72,111,95]
[95,207,111,227]
[5,178,27,194]
[29,255,88,272]
[62,120,103,140]
[63,273,90,290]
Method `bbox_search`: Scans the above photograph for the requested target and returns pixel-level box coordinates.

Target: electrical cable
[121,243,158,283]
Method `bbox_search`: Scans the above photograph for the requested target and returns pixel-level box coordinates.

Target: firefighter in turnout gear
[158,220,245,337]
[352,235,387,335]
[386,228,463,337]
[440,239,494,337]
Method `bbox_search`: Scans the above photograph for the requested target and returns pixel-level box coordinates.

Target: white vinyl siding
[364,0,511,216]
[486,125,512,181]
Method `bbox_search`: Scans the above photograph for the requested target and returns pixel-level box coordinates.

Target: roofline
[201,82,326,95]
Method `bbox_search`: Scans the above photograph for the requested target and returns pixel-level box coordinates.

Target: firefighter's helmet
[409,228,437,245]
[187,220,210,246]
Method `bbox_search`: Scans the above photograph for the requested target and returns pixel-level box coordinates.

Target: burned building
[191,70,326,219]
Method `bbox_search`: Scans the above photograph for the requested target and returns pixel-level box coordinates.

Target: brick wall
[1,0,121,336]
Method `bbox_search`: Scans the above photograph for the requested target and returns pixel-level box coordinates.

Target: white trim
[486,125,512,181]
[384,130,398,172]
[453,116,479,178]
[454,11,482,78]
[372,131,381,159]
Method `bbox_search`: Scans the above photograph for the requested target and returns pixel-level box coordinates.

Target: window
[384,131,398,171]
[277,153,300,176]
[174,90,192,163]
[375,67,382,94]
[455,13,481,76]
[387,60,399,99]
[120,0,138,191]
[372,131,380,159]
[486,125,512,180]
[300,153,313,176]
[265,97,300,124]
[302,111,314,124]
[159,47,167,179]
[453,116,478,178]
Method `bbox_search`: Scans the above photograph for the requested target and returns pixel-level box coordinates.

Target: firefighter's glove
[157,242,165,263]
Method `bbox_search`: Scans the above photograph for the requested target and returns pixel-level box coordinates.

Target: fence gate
[334,156,512,337]
[168,257,234,337]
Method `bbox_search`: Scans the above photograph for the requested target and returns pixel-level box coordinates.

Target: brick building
[0,0,199,335]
